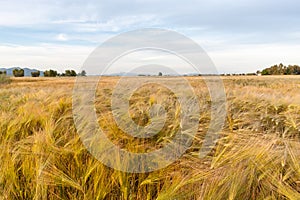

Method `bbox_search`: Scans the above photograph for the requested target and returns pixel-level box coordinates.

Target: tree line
[7,69,87,77]
[258,63,300,75]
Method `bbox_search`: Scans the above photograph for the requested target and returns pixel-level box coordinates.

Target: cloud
[207,43,300,73]
[1,41,300,74]
[55,33,68,41]
[0,0,300,72]
[0,43,93,71]
[50,15,161,33]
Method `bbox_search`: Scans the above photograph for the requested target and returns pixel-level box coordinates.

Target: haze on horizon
[0,0,300,74]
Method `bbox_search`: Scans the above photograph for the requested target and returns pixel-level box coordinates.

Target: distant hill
[0,67,44,77]
[105,72,138,76]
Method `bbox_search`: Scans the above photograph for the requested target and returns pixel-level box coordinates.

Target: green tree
[65,70,77,77]
[31,71,40,77]
[261,69,270,75]
[44,69,58,77]
[65,70,71,76]
[288,65,300,75]
[158,72,163,76]
[260,64,300,75]
[80,70,86,76]
[13,69,24,77]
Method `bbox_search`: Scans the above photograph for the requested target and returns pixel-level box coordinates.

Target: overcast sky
[0,0,300,73]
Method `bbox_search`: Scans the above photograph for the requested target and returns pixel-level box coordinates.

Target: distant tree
[284,67,291,75]
[44,69,58,77]
[158,72,163,76]
[13,69,24,77]
[31,71,40,77]
[288,65,300,75]
[80,70,87,76]
[246,73,256,76]
[65,70,77,77]
[71,70,77,76]
[261,69,270,75]
[65,70,71,76]
[260,64,300,75]
[0,71,10,84]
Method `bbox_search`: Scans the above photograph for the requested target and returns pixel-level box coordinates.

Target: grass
[0,74,11,85]
[0,76,300,199]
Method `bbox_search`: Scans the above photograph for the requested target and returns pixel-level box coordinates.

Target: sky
[0,0,300,74]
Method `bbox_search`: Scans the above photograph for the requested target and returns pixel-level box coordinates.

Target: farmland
[0,76,300,199]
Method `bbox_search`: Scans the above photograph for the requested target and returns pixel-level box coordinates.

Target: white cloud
[0,44,93,72]
[55,33,68,41]
[206,43,300,73]
[0,0,299,73]
[1,41,300,75]
[50,15,161,33]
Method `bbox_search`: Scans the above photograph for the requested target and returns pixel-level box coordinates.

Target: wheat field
[0,76,300,199]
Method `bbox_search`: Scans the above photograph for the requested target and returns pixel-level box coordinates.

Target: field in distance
[0,75,300,199]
